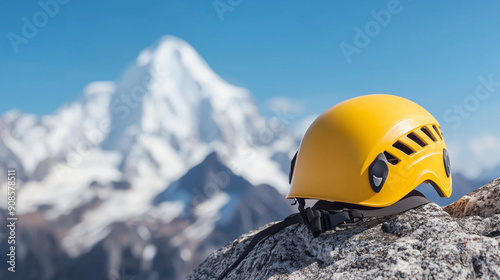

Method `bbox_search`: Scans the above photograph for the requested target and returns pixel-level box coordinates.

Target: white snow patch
[148,201,185,224]
[179,193,230,242]
[143,244,157,262]
[16,151,122,215]
[229,145,290,194]
[180,248,192,261]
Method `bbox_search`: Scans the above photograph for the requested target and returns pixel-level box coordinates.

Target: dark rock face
[189,178,500,280]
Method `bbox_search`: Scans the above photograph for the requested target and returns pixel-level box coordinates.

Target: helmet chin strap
[296,198,305,212]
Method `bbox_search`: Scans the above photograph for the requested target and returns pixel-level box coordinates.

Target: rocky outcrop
[188,178,500,280]
[444,178,500,218]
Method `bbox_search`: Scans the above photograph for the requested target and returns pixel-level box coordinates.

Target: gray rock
[188,178,500,280]
[444,178,500,218]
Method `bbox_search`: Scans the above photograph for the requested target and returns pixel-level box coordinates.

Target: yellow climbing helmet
[287,94,452,207]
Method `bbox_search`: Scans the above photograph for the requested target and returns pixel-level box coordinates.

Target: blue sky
[1,0,500,179]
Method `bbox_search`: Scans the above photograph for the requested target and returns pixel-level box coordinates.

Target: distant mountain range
[0,36,495,280]
[0,36,296,280]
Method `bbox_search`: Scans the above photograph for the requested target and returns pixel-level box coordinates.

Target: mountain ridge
[0,35,296,280]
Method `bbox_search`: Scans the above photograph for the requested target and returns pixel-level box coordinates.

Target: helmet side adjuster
[368,153,389,193]
[443,148,451,178]
[289,152,298,184]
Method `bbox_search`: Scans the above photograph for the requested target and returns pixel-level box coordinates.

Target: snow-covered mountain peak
[137,36,227,89]
[0,35,300,280]
[137,36,220,82]
[2,35,296,220]
[136,35,192,67]
[134,36,250,108]
[105,35,264,156]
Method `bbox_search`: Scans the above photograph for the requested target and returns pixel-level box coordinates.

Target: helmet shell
[287,94,452,207]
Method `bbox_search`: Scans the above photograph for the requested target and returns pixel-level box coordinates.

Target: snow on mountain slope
[102,35,293,191]
[0,81,115,182]
[0,36,296,264]
[148,152,294,277]
[105,35,261,150]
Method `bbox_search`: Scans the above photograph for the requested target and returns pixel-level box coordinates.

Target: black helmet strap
[217,190,430,279]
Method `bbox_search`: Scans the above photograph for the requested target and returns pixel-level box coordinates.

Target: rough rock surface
[444,178,500,218]
[188,178,500,279]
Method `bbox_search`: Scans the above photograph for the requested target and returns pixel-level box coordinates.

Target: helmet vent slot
[433,125,443,140]
[407,132,427,147]
[421,126,436,142]
[384,151,400,165]
[392,141,415,155]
